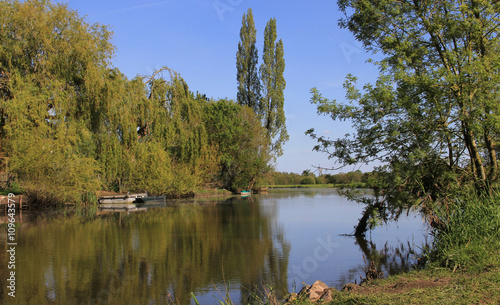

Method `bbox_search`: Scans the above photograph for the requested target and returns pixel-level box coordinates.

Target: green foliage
[4,181,22,195]
[235,12,289,158]
[264,171,303,185]
[308,0,500,205]
[236,8,261,112]
[260,18,288,157]
[300,176,316,185]
[204,99,271,191]
[0,0,270,204]
[266,170,372,187]
[314,176,325,184]
[325,170,363,185]
[12,133,103,206]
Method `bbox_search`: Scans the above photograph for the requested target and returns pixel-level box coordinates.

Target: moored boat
[98,195,136,204]
[240,190,251,197]
[133,196,165,203]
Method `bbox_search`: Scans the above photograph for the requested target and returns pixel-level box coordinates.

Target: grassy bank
[319,266,500,305]
[193,188,233,198]
[196,265,500,305]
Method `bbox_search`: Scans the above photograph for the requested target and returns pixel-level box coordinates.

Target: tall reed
[429,190,500,271]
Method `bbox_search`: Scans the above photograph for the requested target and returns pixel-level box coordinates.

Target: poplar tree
[260,18,288,157]
[236,8,261,112]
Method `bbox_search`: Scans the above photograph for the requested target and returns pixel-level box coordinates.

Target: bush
[10,135,102,207]
[315,176,325,184]
[24,185,65,208]
[300,176,316,185]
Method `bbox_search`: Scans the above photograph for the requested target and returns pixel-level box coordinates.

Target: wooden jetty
[127,193,148,199]
[0,195,27,211]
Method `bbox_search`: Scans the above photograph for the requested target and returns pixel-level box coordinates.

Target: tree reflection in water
[0,189,428,305]
[337,231,430,288]
[0,197,291,305]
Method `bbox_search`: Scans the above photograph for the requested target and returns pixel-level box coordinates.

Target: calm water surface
[0,188,429,305]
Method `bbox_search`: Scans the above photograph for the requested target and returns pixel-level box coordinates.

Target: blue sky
[59,0,380,174]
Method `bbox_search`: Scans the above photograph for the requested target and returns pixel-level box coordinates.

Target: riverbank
[0,187,238,208]
[286,265,500,304]
[267,183,365,189]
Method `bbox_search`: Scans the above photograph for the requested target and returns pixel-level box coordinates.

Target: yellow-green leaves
[1,1,273,202]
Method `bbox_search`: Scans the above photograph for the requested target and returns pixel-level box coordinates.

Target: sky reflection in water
[0,188,429,305]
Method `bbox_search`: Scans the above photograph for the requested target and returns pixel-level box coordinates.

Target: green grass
[0,187,23,195]
[194,188,232,197]
[320,266,500,305]
[429,190,500,272]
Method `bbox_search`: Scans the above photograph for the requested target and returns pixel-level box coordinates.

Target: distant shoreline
[267,183,366,189]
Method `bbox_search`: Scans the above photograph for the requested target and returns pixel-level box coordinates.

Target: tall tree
[308,0,500,198]
[203,99,271,191]
[236,8,261,112]
[260,18,288,157]
[0,0,113,203]
[0,1,213,201]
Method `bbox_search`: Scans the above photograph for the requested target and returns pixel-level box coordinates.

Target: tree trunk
[462,122,487,190]
[354,200,384,237]
[484,130,498,181]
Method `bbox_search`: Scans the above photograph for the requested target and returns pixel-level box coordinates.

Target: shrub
[300,176,316,185]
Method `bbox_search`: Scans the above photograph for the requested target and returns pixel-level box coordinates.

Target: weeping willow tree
[0,0,219,204]
[0,0,113,204]
[1,0,276,205]
[126,68,217,196]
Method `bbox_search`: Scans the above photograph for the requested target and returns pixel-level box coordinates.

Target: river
[0,188,429,305]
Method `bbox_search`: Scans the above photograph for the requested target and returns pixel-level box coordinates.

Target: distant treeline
[0,1,272,205]
[265,170,379,188]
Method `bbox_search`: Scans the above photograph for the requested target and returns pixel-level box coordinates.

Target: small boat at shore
[133,196,165,203]
[240,190,251,197]
[98,195,136,204]
[98,193,164,204]
[127,193,148,199]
